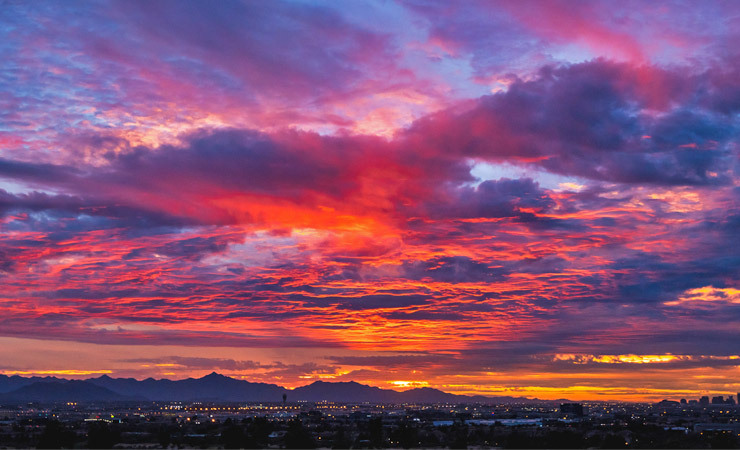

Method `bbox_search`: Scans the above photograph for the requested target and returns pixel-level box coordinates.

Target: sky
[0,0,739,402]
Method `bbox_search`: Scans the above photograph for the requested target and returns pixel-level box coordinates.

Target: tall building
[711,396,724,405]
[700,396,709,406]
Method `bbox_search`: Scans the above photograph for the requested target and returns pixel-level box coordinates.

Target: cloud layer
[1,0,739,400]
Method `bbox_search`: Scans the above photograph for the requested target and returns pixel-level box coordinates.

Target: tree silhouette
[285,419,316,449]
[37,419,75,449]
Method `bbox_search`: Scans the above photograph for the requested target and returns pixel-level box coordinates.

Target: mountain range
[0,372,541,404]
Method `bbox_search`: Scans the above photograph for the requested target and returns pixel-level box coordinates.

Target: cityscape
[1,395,740,448]
[2,0,740,448]
[0,374,739,448]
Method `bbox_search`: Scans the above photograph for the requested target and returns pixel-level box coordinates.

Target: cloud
[1,1,739,399]
[403,60,739,186]
[326,354,454,368]
[123,356,263,371]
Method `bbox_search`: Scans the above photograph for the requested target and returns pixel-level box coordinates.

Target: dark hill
[0,380,135,403]
[290,380,537,404]
[88,371,287,402]
[0,374,63,393]
[1,373,540,404]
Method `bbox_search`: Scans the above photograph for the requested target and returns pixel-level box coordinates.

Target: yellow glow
[665,286,740,306]
[389,380,430,388]
[593,355,680,364]
[557,182,586,191]
[647,190,703,212]
[297,370,351,380]
[555,354,684,364]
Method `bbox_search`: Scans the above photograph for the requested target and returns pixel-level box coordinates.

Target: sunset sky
[1,0,739,401]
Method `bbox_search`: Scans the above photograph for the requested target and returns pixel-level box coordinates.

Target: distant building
[680,398,686,404]
[711,396,724,405]
[656,400,680,409]
[688,399,698,405]
[695,423,740,433]
[560,403,585,417]
[700,396,709,406]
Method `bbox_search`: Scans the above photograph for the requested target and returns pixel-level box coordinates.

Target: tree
[332,427,352,449]
[87,421,119,449]
[389,421,419,449]
[285,419,316,449]
[37,420,75,449]
[368,417,384,448]
[222,423,247,449]
[246,416,272,447]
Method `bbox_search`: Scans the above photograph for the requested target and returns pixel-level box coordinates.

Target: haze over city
[1,0,739,403]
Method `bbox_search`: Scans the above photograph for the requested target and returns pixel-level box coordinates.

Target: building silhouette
[560,403,585,417]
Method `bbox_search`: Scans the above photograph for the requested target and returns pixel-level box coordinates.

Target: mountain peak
[201,371,228,380]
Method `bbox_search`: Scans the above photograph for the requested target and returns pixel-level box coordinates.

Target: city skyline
[1,0,739,402]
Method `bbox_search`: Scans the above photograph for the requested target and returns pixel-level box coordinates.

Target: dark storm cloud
[403,60,739,186]
[0,158,79,184]
[421,178,554,220]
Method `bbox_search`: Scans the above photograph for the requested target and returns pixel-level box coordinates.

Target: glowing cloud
[0,0,738,401]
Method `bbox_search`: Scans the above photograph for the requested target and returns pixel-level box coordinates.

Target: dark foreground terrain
[0,400,739,449]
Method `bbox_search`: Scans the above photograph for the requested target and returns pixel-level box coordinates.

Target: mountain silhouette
[290,381,530,403]
[0,380,136,403]
[0,375,60,394]
[87,371,287,402]
[0,373,538,404]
